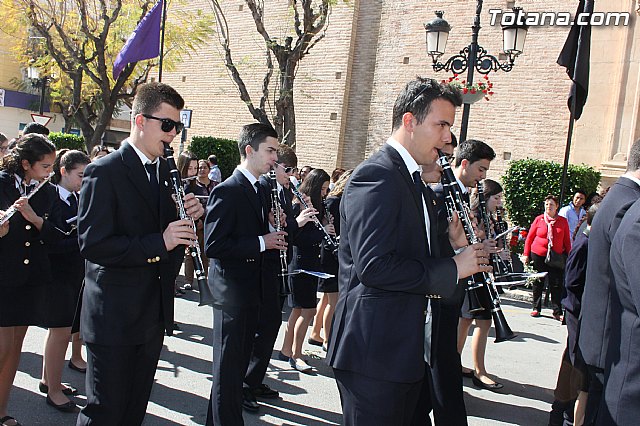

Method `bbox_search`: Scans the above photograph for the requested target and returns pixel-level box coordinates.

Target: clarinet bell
[492,309,517,343]
[466,283,485,313]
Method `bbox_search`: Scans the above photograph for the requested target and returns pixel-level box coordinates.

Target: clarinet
[0,172,54,226]
[437,150,516,343]
[477,182,510,277]
[495,206,514,274]
[162,143,208,299]
[268,169,291,295]
[288,177,339,255]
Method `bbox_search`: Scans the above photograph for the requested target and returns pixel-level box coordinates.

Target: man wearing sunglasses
[77,82,203,425]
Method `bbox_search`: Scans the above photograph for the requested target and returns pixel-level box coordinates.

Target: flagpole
[560,93,577,205]
[158,0,167,82]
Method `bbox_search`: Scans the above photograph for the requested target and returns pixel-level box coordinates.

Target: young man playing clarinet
[204,123,288,425]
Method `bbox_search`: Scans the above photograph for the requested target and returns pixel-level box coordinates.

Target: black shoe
[461,369,474,379]
[251,383,279,399]
[242,388,260,412]
[307,338,323,347]
[68,361,86,373]
[277,351,290,362]
[38,382,78,396]
[46,395,78,413]
[472,375,504,391]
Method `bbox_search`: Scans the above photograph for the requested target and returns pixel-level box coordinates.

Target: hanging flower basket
[443,74,495,102]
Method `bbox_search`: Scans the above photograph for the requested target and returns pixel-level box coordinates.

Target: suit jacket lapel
[424,187,439,257]
[121,143,159,221]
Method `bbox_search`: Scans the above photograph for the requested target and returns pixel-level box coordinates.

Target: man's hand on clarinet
[183,193,204,220]
[264,231,288,251]
[453,242,493,279]
[163,219,197,251]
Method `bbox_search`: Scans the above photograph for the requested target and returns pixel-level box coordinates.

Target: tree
[0,0,214,151]
[208,0,337,147]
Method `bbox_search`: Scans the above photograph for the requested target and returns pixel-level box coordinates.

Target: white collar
[237,166,258,189]
[57,184,73,204]
[622,172,640,188]
[128,141,158,166]
[386,137,420,175]
[14,174,39,193]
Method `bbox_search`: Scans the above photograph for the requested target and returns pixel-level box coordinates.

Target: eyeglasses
[142,114,184,134]
[275,162,294,174]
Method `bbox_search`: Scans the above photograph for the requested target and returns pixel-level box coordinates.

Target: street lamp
[425,2,528,142]
[27,65,51,115]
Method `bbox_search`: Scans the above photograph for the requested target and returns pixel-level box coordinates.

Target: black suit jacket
[579,177,640,369]
[604,196,640,424]
[77,142,183,346]
[205,169,267,308]
[327,144,458,383]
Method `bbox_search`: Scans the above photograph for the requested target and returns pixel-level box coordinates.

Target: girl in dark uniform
[40,149,90,412]
[176,151,200,293]
[458,179,505,390]
[0,134,57,426]
[308,169,352,350]
[278,169,334,373]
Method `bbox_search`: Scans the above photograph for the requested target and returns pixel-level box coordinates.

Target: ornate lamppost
[425,2,528,141]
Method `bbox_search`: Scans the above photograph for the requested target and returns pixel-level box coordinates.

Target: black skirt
[43,252,85,328]
[288,273,318,309]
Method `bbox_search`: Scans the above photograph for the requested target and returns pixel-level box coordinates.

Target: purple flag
[113,0,163,79]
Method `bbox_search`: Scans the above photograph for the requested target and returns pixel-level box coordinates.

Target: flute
[0,172,54,226]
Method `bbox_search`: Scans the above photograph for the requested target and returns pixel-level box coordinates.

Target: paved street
[11,289,565,425]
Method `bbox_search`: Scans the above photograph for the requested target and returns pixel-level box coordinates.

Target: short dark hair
[277,144,297,167]
[90,145,111,160]
[627,138,640,171]
[574,188,587,197]
[208,154,218,165]
[455,139,496,167]
[237,123,278,159]
[52,149,90,184]
[0,132,7,143]
[545,194,559,206]
[0,133,56,176]
[132,82,184,116]
[391,77,462,131]
[450,131,458,148]
[23,122,50,136]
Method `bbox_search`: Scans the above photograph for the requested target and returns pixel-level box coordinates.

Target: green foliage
[189,136,240,180]
[503,159,601,227]
[48,132,86,153]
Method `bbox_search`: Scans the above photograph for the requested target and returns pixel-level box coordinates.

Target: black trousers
[206,305,260,426]
[244,274,282,389]
[76,331,164,425]
[335,368,422,426]
[584,366,604,426]
[531,253,564,315]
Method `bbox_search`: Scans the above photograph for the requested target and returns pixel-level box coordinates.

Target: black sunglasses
[275,162,294,174]
[142,114,184,133]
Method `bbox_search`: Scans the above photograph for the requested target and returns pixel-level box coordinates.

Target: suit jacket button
[147,259,152,263]
[25,225,32,230]
[24,259,30,265]
[25,242,31,247]
[155,256,160,261]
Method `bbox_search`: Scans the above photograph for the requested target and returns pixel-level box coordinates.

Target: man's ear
[402,112,415,131]
[134,114,145,130]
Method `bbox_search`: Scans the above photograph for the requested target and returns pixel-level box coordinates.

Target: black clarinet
[438,150,516,343]
[163,143,209,304]
[268,169,291,295]
[495,207,514,273]
[477,182,511,278]
[289,177,339,255]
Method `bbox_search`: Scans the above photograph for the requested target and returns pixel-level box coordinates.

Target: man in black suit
[242,144,315,405]
[603,187,640,425]
[326,77,491,426]
[579,138,640,425]
[204,123,288,425]
[76,82,204,425]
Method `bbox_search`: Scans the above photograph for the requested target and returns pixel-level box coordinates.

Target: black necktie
[279,188,286,208]
[67,193,78,212]
[144,163,159,207]
[412,171,424,196]
[23,183,35,196]
[254,181,266,227]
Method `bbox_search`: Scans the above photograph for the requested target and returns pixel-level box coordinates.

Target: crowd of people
[0,77,638,426]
